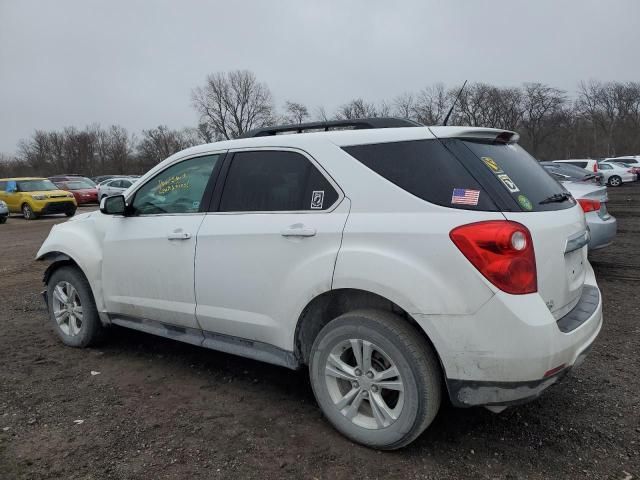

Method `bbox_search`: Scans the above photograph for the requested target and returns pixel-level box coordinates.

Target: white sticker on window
[497,174,520,193]
[311,191,324,209]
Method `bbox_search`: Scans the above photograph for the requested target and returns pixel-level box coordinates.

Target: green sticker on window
[517,194,533,211]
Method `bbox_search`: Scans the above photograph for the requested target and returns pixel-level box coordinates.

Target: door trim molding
[109,314,301,370]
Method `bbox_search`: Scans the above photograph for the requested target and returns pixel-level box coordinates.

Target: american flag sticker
[451,188,480,206]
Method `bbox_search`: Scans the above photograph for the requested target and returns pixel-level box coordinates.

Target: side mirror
[100,195,127,215]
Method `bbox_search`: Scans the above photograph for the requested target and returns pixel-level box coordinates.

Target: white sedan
[97,177,136,200]
[597,162,636,186]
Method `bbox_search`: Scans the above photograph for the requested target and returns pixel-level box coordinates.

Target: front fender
[36,215,107,312]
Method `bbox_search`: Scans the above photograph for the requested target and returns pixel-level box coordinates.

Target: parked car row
[551,159,637,186]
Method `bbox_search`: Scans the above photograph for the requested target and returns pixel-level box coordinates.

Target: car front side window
[131,154,220,215]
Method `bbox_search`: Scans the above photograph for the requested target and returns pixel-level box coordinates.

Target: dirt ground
[1,186,639,480]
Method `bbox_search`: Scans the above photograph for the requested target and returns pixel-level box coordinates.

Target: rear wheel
[608,175,622,187]
[47,266,104,347]
[22,203,37,220]
[309,309,441,450]
[0,216,6,224]
[65,209,76,217]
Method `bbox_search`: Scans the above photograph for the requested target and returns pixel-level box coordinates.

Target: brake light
[577,198,601,213]
[449,221,537,295]
[593,163,598,172]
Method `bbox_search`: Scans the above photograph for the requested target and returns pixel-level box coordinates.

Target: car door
[3,180,19,212]
[194,148,349,352]
[101,153,223,331]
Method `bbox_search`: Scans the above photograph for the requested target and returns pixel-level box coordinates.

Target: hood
[70,188,97,194]
[561,181,608,202]
[27,189,75,198]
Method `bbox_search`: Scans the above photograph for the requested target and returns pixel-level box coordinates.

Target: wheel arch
[294,288,445,374]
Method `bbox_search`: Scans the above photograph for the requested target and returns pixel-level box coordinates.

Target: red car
[54,180,98,204]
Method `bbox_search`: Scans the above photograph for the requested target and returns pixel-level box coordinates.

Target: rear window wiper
[539,192,572,205]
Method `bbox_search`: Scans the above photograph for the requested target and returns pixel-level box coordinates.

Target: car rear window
[342,140,498,211]
[460,141,575,212]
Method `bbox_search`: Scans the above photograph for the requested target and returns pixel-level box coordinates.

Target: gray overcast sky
[1,0,639,153]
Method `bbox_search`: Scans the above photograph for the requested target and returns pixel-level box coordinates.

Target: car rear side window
[460,141,575,211]
[342,139,497,211]
[566,161,588,168]
[219,150,339,212]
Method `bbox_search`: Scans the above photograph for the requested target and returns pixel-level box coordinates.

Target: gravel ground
[1,186,639,480]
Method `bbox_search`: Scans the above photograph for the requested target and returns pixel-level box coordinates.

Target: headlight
[0,200,6,207]
[31,194,46,200]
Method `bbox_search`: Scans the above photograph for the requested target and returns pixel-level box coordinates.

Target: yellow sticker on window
[481,156,503,174]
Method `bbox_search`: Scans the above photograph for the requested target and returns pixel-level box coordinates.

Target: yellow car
[0,177,77,220]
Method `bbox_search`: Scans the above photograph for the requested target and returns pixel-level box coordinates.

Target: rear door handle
[280,224,317,237]
[167,230,192,241]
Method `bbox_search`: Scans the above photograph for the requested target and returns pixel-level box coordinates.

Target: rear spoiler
[429,127,519,144]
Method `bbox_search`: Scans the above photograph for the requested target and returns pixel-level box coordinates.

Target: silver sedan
[562,181,617,250]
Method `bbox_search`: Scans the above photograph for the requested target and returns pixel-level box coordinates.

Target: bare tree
[414,84,450,125]
[137,126,198,170]
[520,83,567,156]
[283,101,309,125]
[335,98,381,119]
[392,92,416,120]
[191,70,274,139]
[314,106,330,122]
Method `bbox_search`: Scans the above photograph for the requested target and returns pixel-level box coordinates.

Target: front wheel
[22,203,37,220]
[65,209,76,217]
[47,266,104,347]
[608,175,622,187]
[309,310,442,450]
[0,216,6,224]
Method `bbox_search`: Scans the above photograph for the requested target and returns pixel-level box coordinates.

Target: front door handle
[280,224,317,237]
[167,230,192,241]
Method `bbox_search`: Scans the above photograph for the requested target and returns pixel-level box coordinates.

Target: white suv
[37,119,603,449]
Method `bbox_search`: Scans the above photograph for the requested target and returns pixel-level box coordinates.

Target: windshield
[17,179,58,192]
[65,180,94,190]
[460,141,575,212]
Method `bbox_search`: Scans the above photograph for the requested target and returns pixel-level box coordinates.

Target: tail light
[577,198,601,213]
[628,169,635,174]
[593,163,598,172]
[449,221,537,295]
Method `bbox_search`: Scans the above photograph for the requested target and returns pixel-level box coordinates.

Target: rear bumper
[414,264,603,408]
[586,212,617,250]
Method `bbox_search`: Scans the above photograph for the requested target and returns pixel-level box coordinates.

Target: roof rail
[238,117,423,138]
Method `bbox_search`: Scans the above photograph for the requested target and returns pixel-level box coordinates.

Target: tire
[65,209,76,217]
[608,175,622,187]
[47,266,104,347]
[22,203,37,220]
[0,216,6,224]
[309,309,441,450]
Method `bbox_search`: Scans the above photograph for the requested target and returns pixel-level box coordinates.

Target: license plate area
[564,248,586,291]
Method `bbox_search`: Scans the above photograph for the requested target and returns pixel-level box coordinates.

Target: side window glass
[0,181,6,191]
[219,150,339,212]
[132,154,220,215]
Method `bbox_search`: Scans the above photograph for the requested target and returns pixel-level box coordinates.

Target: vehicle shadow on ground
[98,325,577,455]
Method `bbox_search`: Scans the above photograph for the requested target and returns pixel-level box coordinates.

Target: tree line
[2,70,639,178]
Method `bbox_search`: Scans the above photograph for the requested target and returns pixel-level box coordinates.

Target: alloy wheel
[51,281,84,336]
[324,339,405,429]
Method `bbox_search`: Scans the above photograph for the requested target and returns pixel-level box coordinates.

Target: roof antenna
[442,80,468,126]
